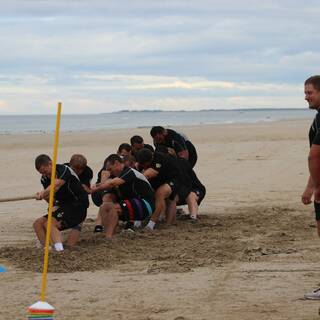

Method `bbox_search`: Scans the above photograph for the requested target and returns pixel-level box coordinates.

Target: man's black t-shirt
[41,164,89,208]
[116,167,154,201]
[156,129,197,168]
[149,152,185,189]
[64,163,93,187]
[162,129,187,153]
[309,112,320,146]
[178,158,205,194]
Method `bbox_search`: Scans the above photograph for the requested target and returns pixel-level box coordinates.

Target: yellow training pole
[40,102,62,302]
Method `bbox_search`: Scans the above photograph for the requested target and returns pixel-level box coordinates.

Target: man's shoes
[176,208,186,218]
[124,221,135,232]
[304,288,320,300]
[93,225,104,233]
[189,215,198,223]
[177,213,190,220]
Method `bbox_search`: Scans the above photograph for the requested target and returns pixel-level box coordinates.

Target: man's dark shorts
[44,203,87,231]
[315,201,320,221]
[177,187,206,206]
[167,180,190,202]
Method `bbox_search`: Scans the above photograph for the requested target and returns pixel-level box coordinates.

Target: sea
[0,109,315,135]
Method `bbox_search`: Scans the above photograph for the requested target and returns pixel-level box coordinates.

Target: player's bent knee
[33,217,45,229]
[156,187,171,198]
[101,201,114,211]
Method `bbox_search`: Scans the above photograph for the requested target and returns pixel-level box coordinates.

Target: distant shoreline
[0,109,313,135]
[0,107,309,116]
[0,118,312,136]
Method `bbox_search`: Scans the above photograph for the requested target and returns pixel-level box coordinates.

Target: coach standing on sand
[302,76,320,299]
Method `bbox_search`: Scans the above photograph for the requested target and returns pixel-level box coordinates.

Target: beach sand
[0,119,319,320]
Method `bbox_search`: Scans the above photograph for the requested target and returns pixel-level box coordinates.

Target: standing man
[150,126,198,168]
[302,76,320,299]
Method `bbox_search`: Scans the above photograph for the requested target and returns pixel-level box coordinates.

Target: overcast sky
[0,0,319,114]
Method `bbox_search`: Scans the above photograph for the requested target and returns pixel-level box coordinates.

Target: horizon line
[0,107,309,116]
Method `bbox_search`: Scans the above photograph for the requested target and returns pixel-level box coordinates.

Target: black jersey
[116,167,154,201]
[41,164,89,208]
[163,129,188,153]
[156,129,197,167]
[149,152,185,189]
[309,111,320,146]
[64,163,93,187]
[178,158,205,195]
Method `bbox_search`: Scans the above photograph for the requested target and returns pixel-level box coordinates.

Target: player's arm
[177,149,189,160]
[82,184,92,194]
[91,177,125,193]
[100,170,111,183]
[302,175,314,205]
[143,168,159,179]
[36,178,66,201]
[172,136,189,160]
[85,170,110,194]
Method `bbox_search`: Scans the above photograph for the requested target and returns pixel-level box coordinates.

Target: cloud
[74,73,301,94]
[0,0,318,113]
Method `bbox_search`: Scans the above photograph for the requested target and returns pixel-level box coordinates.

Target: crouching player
[91,154,155,238]
[33,154,89,251]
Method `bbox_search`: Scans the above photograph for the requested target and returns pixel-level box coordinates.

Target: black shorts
[91,191,103,207]
[167,180,190,202]
[315,202,320,221]
[92,190,117,207]
[44,203,87,231]
[176,187,206,206]
[194,187,206,205]
[119,198,154,222]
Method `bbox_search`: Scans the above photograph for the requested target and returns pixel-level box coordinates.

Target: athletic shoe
[122,228,135,234]
[176,208,186,218]
[178,213,190,220]
[184,215,197,223]
[133,220,142,228]
[304,288,320,300]
[93,225,104,233]
[124,221,135,232]
[189,216,198,223]
[144,224,155,231]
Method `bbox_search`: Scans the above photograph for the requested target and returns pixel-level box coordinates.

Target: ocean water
[0,109,314,135]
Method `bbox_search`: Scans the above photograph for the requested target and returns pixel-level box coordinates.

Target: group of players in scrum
[33,126,206,251]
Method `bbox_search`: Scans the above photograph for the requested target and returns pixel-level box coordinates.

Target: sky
[0,0,319,114]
